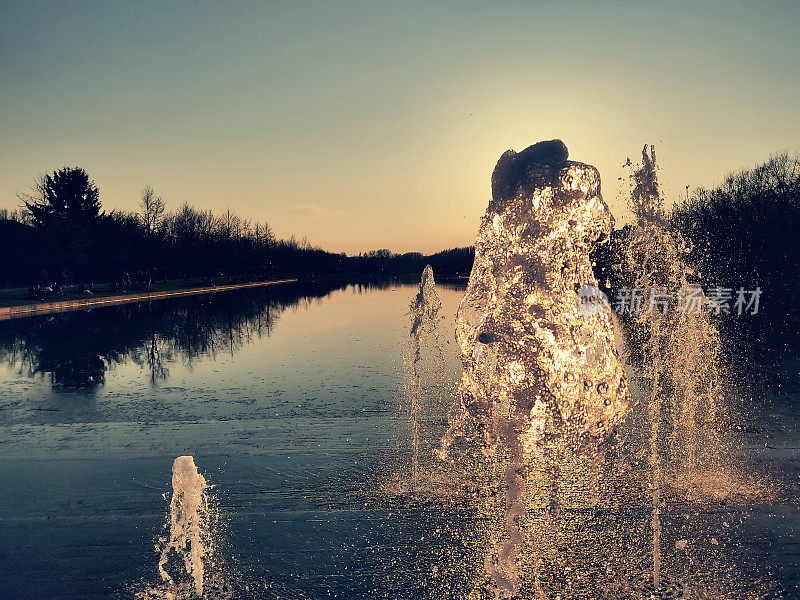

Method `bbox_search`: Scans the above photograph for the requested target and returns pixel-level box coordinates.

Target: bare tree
[139,185,165,237]
[254,221,274,248]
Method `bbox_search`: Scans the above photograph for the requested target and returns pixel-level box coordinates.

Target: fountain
[436,141,777,599]
[441,139,631,457]
[160,456,209,598]
[434,139,633,597]
[137,456,234,600]
[128,145,780,600]
[408,265,444,492]
[380,265,451,500]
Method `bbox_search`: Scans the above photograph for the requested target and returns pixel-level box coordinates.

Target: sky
[1,1,799,255]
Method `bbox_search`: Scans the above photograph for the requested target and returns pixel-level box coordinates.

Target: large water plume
[437,140,633,597]
[436,141,779,599]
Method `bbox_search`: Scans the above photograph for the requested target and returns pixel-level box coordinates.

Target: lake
[1,280,799,599]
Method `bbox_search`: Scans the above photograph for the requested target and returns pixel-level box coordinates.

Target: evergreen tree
[20,167,103,280]
[23,167,102,229]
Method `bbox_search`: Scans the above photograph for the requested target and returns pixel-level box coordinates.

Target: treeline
[670,152,800,319]
[0,167,475,287]
[591,151,800,344]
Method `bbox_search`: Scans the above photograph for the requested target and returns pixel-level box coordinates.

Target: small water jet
[408,265,443,493]
[160,456,209,597]
[616,146,737,593]
[137,456,234,600]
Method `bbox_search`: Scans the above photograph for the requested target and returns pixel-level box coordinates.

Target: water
[144,456,212,599]
[0,279,799,598]
[621,146,730,595]
[0,280,466,599]
[408,266,443,494]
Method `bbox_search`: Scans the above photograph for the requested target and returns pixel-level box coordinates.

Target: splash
[439,140,632,598]
[619,146,723,591]
[137,456,232,600]
[436,141,779,599]
[408,265,443,492]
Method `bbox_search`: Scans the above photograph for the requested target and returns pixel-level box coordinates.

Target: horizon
[2,1,799,255]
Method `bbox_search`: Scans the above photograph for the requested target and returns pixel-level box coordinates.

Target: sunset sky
[2,1,799,255]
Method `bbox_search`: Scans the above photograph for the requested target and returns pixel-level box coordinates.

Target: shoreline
[0,279,297,321]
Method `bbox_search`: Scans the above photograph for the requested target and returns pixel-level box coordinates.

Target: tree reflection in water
[0,279,402,390]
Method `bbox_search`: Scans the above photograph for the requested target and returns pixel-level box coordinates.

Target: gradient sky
[2,1,799,255]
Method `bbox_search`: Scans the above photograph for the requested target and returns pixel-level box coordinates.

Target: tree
[670,152,800,328]
[0,207,27,224]
[18,167,103,280]
[21,167,102,229]
[138,184,165,237]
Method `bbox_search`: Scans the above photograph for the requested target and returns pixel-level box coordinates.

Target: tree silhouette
[3,164,474,285]
[22,167,101,228]
[19,167,103,280]
[670,152,800,334]
[138,184,165,237]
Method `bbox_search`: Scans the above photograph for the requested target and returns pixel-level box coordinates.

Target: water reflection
[1,275,795,600]
[0,279,440,391]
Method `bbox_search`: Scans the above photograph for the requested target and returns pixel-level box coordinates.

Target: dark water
[0,281,468,599]
[2,281,800,599]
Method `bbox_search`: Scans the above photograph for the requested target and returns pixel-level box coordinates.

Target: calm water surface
[0,281,466,599]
